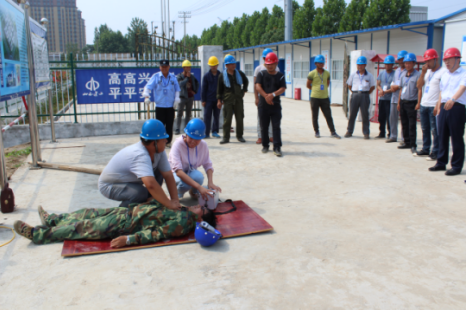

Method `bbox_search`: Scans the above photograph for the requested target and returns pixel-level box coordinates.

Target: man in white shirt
[429,47,466,176]
[345,56,376,139]
[254,48,279,144]
[416,49,447,160]
[386,50,408,143]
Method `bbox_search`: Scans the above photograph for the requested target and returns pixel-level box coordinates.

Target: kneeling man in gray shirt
[99,120,181,210]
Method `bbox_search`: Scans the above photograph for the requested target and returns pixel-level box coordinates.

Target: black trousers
[400,100,418,147]
[437,103,466,171]
[156,107,175,143]
[310,98,336,133]
[259,103,282,149]
[378,99,391,136]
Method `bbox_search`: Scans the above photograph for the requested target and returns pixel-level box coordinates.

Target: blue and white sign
[0,0,30,101]
[76,68,201,104]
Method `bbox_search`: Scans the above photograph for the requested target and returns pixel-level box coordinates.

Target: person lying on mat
[169,118,222,200]
[14,202,216,247]
[98,119,181,210]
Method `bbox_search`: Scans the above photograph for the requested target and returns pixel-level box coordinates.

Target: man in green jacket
[217,55,249,144]
[14,201,216,247]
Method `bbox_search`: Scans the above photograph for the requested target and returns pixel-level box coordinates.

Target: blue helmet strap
[214,199,237,215]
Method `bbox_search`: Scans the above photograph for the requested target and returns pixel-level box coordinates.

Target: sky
[77,0,465,45]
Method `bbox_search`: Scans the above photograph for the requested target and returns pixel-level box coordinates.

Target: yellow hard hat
[182,60,192,67]
[208,56,219,66]
[224,54,231,59]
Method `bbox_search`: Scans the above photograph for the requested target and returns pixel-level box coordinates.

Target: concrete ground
[1,93,466,309]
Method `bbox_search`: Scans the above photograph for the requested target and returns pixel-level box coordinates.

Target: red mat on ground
[62,200,273,257]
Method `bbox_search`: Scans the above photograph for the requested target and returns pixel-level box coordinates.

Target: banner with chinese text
[76,68,201,104]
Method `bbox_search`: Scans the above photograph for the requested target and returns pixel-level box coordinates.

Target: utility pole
[284,0,292,41]
[172,21,175,40]
[178,11,191,57]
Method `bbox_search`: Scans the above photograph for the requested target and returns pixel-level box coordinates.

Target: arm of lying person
[128,220,194,245]
[141,176,180,210]
[176,169,213,199]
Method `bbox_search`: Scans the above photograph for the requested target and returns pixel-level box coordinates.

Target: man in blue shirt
[376,55,395,138]
[201,56,221,138]
[143,60,181,145]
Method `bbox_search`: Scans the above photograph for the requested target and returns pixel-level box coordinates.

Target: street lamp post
[40,17,56,142]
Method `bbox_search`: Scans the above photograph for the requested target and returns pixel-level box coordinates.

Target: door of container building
[278,58,285,96]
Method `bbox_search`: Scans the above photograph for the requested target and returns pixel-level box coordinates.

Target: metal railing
[1,53,203,125]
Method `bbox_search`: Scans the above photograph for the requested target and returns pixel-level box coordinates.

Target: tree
[227,17,240,49]
[312,0,346,36]
[251,7,270,45]
[98,30,129,53]
[126,17,149,53]
[242,11,260,47]
[339,0,368,32]
[94,24,110,53]
[362,0,410,29]
[232,13,249,48]
[293,0,316,39]
[213,20,231,49]
[260,5,285,44]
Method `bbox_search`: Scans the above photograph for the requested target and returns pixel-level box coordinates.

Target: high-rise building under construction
[28,0,86,53]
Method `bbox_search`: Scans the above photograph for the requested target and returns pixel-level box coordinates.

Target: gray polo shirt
[399,70,421,101]
[347,70,376,92]
[390,67,406,104]
[98,141,171,198]
[377,70,395,100]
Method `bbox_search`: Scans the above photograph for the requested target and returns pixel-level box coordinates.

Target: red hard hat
[443,47,461,60]
[423,49,438,61]
[264,52,278,64]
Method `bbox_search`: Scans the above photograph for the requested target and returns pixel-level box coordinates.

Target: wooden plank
[62,200,273,257]
[29,161,102,175]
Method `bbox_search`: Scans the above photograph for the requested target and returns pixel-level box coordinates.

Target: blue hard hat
[356,56,367,65]
[397,50,408,60]
[314,55,325,64]
[184,118,206,140]
[262,48,273,58]
[195,222,222,247]
[383,55,395,64]
[224,55,236,65]
[403,52,417,63]
[140,119,169,140]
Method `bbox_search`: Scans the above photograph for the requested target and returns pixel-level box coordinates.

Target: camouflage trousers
[33,207,130,245]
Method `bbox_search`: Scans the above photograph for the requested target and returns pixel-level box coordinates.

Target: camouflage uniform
[217,70,249,141]
[32,200,198,245]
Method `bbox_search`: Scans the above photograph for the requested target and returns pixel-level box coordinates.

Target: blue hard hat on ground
[195,222,222,247]
[224,55,236,65]
[184,118,206,140]
[314,55,325,64]
[403,53,417,63]
[397,50,408,60]
[383,55,395,64]
[356,56,367,65]
[262,48,273,58]
[140,119,169,140]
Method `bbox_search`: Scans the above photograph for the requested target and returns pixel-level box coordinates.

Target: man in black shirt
[255,52,287,156]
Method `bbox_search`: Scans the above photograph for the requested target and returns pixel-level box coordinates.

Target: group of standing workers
[347,48,466,176]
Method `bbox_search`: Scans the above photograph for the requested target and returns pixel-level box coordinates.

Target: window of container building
[331,60,343,81]
[293,61,309,79]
